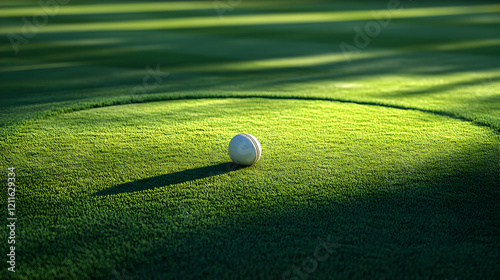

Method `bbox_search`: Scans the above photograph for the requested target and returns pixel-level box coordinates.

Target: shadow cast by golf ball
[92,162,245,196]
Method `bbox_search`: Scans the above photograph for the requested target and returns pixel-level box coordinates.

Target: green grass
[1,0,499,279]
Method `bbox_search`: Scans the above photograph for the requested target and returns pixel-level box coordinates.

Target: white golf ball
[228,133,262,166]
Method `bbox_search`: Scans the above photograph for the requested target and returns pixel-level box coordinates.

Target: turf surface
[1,1,499,279]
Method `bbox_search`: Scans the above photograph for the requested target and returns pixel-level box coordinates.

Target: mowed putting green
[3,98,500,279]
[1,0,500,279]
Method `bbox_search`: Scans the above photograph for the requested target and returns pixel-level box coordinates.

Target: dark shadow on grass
[92,162,244,196]
[40,144,500,279]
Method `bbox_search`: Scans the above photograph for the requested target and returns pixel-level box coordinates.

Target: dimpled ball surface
[228,133,262,166]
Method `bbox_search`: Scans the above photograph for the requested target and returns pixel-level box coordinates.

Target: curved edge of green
[1,92,499,142]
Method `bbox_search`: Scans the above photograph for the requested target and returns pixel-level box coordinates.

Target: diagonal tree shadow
[92,162,244,196]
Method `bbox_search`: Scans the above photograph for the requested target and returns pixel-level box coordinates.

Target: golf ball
[228,133,262,166]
